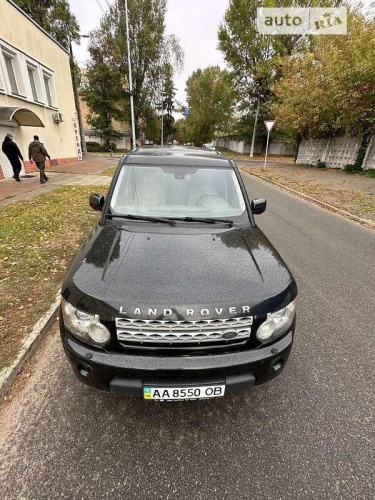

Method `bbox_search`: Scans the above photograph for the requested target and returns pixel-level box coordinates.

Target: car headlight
[256,299,296,344]
[61,298,111,346]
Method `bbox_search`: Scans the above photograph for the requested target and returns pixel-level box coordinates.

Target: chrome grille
[115,316,253,345]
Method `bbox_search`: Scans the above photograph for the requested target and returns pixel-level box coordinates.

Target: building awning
[0,107,45,127]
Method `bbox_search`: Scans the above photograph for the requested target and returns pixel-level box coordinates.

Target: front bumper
[60,321,294,397]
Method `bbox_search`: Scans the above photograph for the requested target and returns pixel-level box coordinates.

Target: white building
[0,0,81,179]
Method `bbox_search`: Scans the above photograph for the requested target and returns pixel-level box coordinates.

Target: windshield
[109,164,248,221]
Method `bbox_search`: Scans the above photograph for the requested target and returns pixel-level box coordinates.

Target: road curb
[241,168,375,230]
[0,292,61,398]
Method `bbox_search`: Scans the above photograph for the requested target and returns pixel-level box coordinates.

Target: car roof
[125,146,232,167]
[134,145,220,155]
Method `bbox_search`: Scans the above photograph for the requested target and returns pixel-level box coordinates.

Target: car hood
[62,224,297,320]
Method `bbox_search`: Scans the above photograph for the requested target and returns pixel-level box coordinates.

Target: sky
[69,0,229,107]
[68,0,374,107]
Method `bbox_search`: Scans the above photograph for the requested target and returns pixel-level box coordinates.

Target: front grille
[115,316,253,346]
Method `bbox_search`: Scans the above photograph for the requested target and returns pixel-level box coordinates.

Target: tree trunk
[250,96,260,158]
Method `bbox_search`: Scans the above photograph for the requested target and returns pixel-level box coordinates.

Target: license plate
[143,384,225,400]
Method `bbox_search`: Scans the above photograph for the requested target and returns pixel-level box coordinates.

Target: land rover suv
[60,147,297,400]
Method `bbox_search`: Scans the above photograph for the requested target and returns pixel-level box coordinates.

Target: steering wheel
[195,194,225,206]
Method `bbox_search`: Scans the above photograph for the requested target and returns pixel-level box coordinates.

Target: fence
[296,136,375,169]
[215,140,294,156]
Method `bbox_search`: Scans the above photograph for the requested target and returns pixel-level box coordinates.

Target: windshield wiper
[107,213,176,225]
[169,216,234,227]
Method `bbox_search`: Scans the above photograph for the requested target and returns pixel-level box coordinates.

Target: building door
[0,126,26,178]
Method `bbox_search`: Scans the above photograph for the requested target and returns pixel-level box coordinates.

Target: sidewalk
[0,154,117,205]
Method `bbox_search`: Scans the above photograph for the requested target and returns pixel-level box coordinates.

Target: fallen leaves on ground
[244,167,375,222]
[0,185,107,371]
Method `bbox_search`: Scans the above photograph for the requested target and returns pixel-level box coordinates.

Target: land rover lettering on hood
[60,146,297,400]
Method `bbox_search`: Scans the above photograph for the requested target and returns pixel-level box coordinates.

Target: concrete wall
[85,133,131,151]
[215,139,293,156]
[296,136,375,169]
[0,0,79,178]
[296,137,360,168]
[364,137,375,169]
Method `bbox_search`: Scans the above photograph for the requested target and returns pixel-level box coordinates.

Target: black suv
[60,147,297,400]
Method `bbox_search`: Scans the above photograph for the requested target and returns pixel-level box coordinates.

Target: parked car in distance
[60,147,297,400]
[202,142,216,150]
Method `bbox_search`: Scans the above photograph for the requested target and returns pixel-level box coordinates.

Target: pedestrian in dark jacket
[28,135,51,184]
[1,133,23,181]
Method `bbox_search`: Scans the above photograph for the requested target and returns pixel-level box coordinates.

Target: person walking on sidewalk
[28,135,51,184]
[1,133,24,182]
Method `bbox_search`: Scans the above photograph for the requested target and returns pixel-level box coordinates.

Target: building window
[4,54,18,94]
[43,74,52,106]
[28,67,38,101]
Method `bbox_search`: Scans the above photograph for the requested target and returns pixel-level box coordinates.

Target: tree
[184,66,236,146]
[84,30,126,147]
[144,106,160,144]
[271,6,375,143]
[160,65,177,143]
[13,0,80,49]
[218,0,280,153]
[86,0,183,145]
[217,0,338,152]
[173,119,186,144]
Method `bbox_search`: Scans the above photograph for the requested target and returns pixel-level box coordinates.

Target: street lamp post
[124,0,136,149]
[159,92,168,145]
[161,100,164,146]
[69,35,89,157]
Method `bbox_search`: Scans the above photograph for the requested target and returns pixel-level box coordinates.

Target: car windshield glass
[109,164,248,221]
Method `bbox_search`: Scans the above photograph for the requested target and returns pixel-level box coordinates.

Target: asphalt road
[1,172,374,500]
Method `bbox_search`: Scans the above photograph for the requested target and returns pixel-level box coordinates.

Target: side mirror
[251,198,267,215]
[89,193,105,211]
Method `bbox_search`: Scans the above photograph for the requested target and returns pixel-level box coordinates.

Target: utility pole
[161,104,164,146]
[125,0,136,149]
[159,91,167,145]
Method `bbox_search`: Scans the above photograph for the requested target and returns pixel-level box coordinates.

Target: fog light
[78,363,92,378]
[270,358,283,373]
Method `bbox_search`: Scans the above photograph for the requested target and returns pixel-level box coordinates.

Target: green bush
[359,169,375,178]
[316,160,327,168]
[344,163,363,173]
[86,141,106,152]
[344,130,371,173]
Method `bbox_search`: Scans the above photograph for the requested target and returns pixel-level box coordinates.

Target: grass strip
[0,185,107,371]
[101,166,116,176]
[357,170,375,178]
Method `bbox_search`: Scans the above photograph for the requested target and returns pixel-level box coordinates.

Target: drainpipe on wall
[69,37,87,157]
